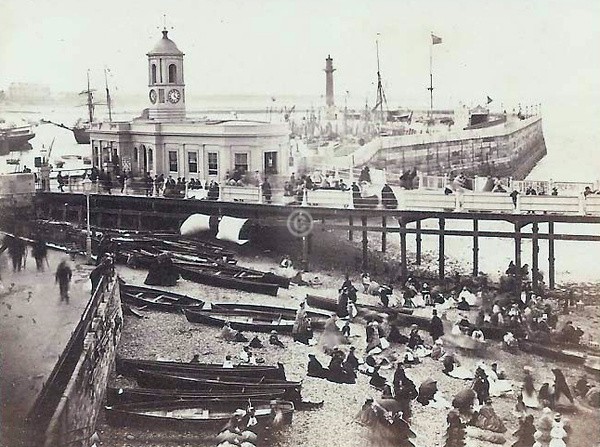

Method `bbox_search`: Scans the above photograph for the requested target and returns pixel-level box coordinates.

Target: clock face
[168,89,181,104]
[149,89,157,104]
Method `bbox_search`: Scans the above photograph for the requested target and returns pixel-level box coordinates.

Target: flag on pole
[487,96,493,104]
[431,34,442,45]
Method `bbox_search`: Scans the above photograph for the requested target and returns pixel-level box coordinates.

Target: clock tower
[147,29,186,120]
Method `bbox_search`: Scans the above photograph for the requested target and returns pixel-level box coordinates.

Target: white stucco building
[88,29,289,181]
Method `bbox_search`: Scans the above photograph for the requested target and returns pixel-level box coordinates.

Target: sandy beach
[95,229,600,447]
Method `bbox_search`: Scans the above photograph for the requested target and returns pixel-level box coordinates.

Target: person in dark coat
[55,260,72,302]
[407,327,424,350]
[429,309,445,342]
[261,178,272,203]
[472,367,491,405]
[393,366,418,421]
[344,346,360,371]
[269,330,285,348]
[144,252,179,286]
[6,235,26,272]
[32,238,49,272]
[551,368,574,406]
[89,255,113,293]
[381,184,398,209]
[337,289,350,318]
[307,354,328,379]
[369,366,386,390]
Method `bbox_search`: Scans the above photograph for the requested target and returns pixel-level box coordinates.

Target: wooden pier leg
[348,216,353,241]
[515,221,522,296]
[514,222,522,271]
[362,216,368,269]
[381,216,387,253]
[548,221,555,289]
[399,218,408,281]
[438,218,445,280]
[532,222,539,290]
[473,219,479,276]
[415,220,422,265]
[302,236,309,271]
[62,203,68,222]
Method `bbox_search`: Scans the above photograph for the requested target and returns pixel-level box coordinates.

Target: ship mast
[104,68,113,122]
[85,70,95,123]
[374,35,388,126]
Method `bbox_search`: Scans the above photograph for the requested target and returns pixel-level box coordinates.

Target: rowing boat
[120,284,205,312]
[519,340,587,364]
[133,369,302,401]
[105,398,294,429]
[116,357,287,380]
[184,308,295,333]
[177,265,280,296]
[106,387,287,405]
[206,303,330,328]
[305,293,414,316]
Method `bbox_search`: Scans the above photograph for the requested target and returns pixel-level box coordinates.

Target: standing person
[56,171,65,192]
[119,170,127,194]
[144,172,153,196]
[262,178,272,203]
[31,238,49,272]
[429,309,445,342]
[104,172,113,195]
[55,260,73,303]
[7,235,26,272]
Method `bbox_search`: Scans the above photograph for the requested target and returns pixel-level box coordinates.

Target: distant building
[7,83,52,104]
[88,29,289,180]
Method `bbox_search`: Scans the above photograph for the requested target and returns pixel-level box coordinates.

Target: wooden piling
[473,219,479,276]
[532,222,539,289]
[438,218,445,279]
[381,216,387,253]
[548,221,555,289]
[415,220,422,265]
[399,218,408,281]
[348,216,353,241]
[362,216,368,269]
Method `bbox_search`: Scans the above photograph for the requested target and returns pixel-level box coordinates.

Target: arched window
[151,64,157,84]
[133,147,138,163]
[168,64,177,83]
[148,148,153,171]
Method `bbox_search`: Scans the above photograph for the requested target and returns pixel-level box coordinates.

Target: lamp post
[82,177,93,263]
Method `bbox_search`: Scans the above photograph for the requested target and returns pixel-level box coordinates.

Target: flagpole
[428,33,434,121]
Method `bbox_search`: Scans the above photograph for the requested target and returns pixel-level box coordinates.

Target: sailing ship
[42,69,112,144]
[0,121,35,156]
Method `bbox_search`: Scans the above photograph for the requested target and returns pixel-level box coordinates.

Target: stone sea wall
[40,278,122,447]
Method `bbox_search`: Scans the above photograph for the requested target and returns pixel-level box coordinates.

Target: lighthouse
[324,55,335,108]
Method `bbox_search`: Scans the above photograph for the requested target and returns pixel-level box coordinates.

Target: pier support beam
[438,218,445,280]
[532,222,539,290]
[302,236,310,271]
[515,221,522,296]
[361,216,368,269]
[348,216,353,241]
[399,218,408,282]
[381,216,387,253]
[415,220,422,265]
[548,221,555,289]
[472,219,479,276]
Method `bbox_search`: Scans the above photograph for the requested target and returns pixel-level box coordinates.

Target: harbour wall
[29,275,122,447]
[358,117,546,180]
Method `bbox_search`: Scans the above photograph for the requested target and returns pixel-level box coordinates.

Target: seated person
[457,297,471,311]
[307,354,328,379]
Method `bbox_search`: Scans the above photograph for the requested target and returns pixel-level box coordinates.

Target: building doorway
[264,151,278,175]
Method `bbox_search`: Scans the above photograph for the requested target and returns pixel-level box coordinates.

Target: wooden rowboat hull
[178,266,279,296]
[105,399,294,429]
[106,387,287,405]
[305,294,414,316]
[184,309,295,333]
[117,357,286,380]
[120,284,205,312]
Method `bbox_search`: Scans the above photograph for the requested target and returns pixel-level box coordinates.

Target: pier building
[88,30,289,182]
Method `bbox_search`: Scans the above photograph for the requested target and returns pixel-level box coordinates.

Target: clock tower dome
[147,29,186,120]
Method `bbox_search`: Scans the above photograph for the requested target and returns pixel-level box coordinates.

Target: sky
[1,0,600,113]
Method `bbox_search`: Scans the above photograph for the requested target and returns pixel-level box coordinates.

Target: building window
[264,151,278,175]
[208,152,218,176]
[169,151,178,172]
[168,64,177,83]
[159,89,165,103]
[148,148,153,171]
[188,152,198,173]
[133,147,138,163]
[234,153,248,173]
[151,64,157,84]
